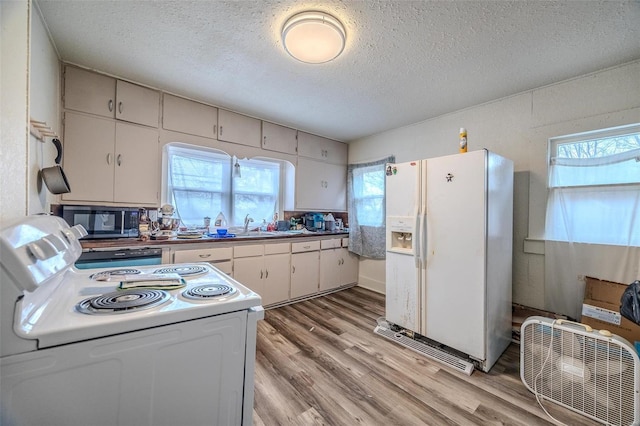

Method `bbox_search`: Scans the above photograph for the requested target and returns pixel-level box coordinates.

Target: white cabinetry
[320,239,358,291]
[295,158,347,211]
[61,112,159,205]
[172,246,233,275]
[290,240,320,299]
[297,132,347,165]
[261,121,297,155]
[64,65,159,128]
[233,243,290,306]
[162,94,218,138]
[217,109,261,147]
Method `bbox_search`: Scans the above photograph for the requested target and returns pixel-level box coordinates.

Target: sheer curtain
[544,147,640,319]
[347,156,394,259]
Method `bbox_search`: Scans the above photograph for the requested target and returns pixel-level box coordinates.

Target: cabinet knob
[198,254,212,258]
[118,101,123,114]
[219,126,223,135]
[263,136,267,145]
[106,153,112,165]
[292,265,296,273]
[213,124,217,134]
[265,270,269,278]
[108,99,114,112]
[260,270,263,279]
[117,154,122,166]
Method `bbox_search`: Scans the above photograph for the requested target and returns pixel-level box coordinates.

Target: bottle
[459,128,468,153]
[214,212,227,228]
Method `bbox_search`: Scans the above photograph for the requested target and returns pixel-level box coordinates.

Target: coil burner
[76,289,170,315]
[182,284,236,300]
[153,265,208,277]
[89,268,141,281]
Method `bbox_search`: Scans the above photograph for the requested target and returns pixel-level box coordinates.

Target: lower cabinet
[290,240,320,299]
[320,240,359,291]
[233,243,290,306]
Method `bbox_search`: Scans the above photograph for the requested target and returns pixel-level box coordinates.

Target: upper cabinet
[217,109,261,148]
[297,131,347,165]
[61,112,159,205]
[63,65,159,128]
[162,94,218,138]
[261,121,297,155]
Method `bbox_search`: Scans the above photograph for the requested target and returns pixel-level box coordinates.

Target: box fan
[521,316,640,426]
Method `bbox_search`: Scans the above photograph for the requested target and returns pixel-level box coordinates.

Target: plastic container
[459,128,467,153]
[214,212,227,228]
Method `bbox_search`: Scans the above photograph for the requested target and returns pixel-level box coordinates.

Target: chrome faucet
[243,214,254,233]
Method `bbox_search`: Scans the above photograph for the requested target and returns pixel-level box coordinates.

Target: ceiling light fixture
[282,11,346,64]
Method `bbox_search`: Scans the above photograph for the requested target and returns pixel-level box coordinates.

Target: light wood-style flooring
[253,286,599,425]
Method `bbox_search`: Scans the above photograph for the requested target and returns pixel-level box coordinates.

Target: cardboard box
[581,276,640,351]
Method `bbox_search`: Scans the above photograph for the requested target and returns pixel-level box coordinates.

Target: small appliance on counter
[60,205,140,239]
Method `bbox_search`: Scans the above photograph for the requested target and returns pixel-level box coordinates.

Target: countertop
[81,230,350,250]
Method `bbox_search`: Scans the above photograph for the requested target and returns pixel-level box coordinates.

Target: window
[545,124,640,246]
[352,164,385,226]
[347,156,394,259]
[165,144,288,228]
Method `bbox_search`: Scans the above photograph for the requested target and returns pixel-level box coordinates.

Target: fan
[521,316,640,426]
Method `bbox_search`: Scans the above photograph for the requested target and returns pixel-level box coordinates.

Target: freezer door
[385,251,422,332]
[423,150,487,360]
[385,160,421,218]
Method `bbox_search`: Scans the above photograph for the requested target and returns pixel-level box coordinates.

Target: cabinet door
[290,251,319,299]
[61,112,115,202]
[233,256,265,296]
[113,122,159,205]
[295,158,347,211]
[162,94,218,138]
[115,80,160,128]
[64,66,116,118]
[262,253,290,306]
[261,122,297,155]
[319,249,341,291]
[297,132,347,165]
[217,109,261,147]
[338,248,359,286]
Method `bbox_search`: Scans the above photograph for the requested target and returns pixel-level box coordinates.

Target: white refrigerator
[385,149,513,372]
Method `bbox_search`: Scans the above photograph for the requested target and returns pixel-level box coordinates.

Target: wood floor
[252,286,599,426]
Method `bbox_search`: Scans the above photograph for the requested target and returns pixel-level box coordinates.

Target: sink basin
[235,231,278,237]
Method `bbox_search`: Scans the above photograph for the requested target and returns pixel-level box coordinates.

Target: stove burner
[76,289,170,315]
[183,284,236,300]
[90,268,141,280]
[154,265,208,277]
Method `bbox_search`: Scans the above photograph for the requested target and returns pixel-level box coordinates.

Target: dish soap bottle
[214,212,227,228]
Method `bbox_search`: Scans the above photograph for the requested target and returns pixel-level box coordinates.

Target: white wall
[1,1,30,225]
[29,2,60,215]
[0,0,59,228]
[349,60,640,312]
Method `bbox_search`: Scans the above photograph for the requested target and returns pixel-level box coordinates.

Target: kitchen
[2,1,640,425]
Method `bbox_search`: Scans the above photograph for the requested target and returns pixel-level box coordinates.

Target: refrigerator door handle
[421,213,428,264]
[414,213,422,268]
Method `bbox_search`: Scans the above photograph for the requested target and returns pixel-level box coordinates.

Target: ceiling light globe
[282,11,346,64]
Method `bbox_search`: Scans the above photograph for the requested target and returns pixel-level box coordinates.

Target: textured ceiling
[36,0,640,142]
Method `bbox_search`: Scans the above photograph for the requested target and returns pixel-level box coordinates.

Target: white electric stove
[0,215,263,426]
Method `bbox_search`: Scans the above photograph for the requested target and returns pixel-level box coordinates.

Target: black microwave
[61,205,140,239]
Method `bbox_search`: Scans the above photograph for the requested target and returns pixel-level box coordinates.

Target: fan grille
[521,317,639,426]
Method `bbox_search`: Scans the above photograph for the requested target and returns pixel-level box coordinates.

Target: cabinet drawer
[320,238,342,249]
[264,242,290,255]
[342,237,349,247]
[234,244,264,258]
[291,240,320,253]
[174,247,232,263]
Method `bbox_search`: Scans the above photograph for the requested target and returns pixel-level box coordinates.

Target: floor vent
[374,325,474,376]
